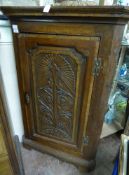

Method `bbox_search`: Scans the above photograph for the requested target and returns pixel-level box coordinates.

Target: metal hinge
[93,58,102,77]
[83,136,89,145]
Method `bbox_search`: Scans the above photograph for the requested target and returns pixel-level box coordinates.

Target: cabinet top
[1,6,129,21]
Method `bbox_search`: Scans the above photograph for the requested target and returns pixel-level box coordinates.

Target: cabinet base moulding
[23,136,96,172]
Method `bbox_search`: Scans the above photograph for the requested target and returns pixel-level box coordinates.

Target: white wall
[0,20,24,142]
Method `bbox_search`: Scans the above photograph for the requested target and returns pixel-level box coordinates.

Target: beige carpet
[21,134,120,175]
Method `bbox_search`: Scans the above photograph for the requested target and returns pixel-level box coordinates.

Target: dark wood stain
[1,6,129,172]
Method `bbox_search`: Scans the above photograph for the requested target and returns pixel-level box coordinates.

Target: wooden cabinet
[2,6,129,172]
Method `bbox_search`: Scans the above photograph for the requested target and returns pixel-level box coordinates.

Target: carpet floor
[21,134,120,175]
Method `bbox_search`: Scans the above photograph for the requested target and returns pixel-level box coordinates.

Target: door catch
[25,93,30,104]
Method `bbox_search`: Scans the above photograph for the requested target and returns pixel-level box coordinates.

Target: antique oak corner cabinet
[2,6,129,172]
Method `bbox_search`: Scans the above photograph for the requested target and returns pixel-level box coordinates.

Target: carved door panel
[18,34,100,155]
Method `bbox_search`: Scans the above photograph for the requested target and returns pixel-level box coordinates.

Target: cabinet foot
[79,160,96,173]
[22,142,32,150]
[22,136,32,150]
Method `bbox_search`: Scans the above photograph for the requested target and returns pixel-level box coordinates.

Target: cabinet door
[17,34,100,156]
